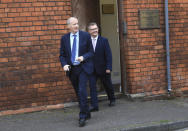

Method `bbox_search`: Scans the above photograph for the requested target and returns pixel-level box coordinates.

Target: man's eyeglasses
[89,28,98,31]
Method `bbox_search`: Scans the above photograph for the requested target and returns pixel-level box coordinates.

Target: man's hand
[76,56,84,62]
[63,65,70,71]
[106,69,111,73]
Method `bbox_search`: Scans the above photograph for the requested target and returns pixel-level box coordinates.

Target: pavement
[0,96,188,131]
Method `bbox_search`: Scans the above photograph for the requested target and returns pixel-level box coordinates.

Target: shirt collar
[91,35,98,40]
[70,31,79,37]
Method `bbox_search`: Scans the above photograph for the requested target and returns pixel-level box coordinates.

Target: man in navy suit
[87,22,115,111]
[59,17,97,127]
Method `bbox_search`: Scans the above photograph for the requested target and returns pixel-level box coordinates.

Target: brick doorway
[71,0,122,97]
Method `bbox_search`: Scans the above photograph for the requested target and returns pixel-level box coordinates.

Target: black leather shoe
[89,107,99,112]
[109,101,115,107]
[86,112,91,120]
[79,118,86,127]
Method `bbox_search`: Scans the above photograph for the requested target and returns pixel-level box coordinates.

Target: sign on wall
[139,9,160,29]
[102,4,114,14]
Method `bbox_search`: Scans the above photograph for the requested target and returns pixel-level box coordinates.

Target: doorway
[72,0,122,95]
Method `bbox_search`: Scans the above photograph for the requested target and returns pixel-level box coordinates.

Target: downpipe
[165,0,172,94]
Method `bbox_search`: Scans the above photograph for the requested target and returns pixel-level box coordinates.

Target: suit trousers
[89,74,98,108]
[69,65,90,119]
[98,73,115,102]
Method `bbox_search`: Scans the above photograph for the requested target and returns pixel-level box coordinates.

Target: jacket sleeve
[104,38,112,71]
[59,36,68,67]
[82,33,94,60]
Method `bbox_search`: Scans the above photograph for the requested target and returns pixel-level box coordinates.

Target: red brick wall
[169,1,188,94]
[0,0,76,111]
[1,0,188,112]
[123,0,167,95]
[123,0,188,96]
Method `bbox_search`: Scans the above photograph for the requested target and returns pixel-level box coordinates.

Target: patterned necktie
[71,35,77,64]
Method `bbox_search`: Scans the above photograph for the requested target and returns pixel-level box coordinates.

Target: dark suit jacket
[59,30,94,74]
[94,36,112,75]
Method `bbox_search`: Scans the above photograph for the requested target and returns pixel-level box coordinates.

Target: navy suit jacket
[94,36,112,75]
[59,30,94,74]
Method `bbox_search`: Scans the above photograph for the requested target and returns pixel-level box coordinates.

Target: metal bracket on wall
[123,21,127,36]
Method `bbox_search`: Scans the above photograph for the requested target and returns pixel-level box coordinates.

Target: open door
[72,0,100,31]
[99,0,121,86]
[72,0,122,96]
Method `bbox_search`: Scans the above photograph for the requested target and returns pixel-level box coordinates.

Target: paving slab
[0,97,188,131]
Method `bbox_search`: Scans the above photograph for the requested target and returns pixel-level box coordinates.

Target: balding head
[67,17,79,34]
[67,17,78,25]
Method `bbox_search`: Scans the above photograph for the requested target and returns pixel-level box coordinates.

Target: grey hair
[67,17,78,25]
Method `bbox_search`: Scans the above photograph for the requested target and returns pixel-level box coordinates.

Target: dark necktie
[71,35,77,64]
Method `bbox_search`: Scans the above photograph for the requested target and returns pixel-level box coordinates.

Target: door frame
[117,0,127,94]
[70,0,127,94]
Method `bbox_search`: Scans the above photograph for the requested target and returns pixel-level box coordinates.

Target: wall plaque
[139,9,160,29]
[102,4,114,14]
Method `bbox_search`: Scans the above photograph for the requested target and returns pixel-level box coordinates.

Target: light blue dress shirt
[70,32,80,65]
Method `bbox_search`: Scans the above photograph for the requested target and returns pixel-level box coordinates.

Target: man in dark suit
[59,17,97,127]
[87,22,116,112]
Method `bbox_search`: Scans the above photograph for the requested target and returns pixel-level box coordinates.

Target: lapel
[95,36,100,52]
[66,33,71,56]
[78,30,82,55]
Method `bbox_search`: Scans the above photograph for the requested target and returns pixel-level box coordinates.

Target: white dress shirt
[91,36,98,51]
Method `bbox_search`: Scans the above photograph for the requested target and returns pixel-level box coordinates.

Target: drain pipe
[165,0,171,93]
